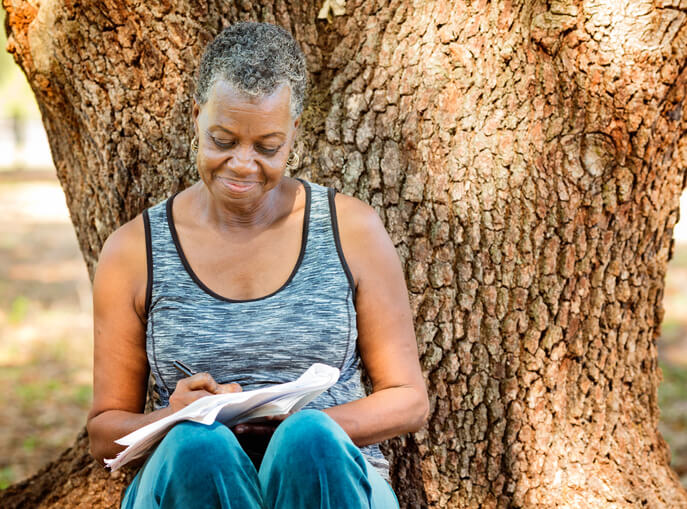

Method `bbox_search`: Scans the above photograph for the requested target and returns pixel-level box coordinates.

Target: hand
[169,372,242,412]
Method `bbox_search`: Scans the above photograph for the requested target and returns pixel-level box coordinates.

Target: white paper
[105,363,339,471]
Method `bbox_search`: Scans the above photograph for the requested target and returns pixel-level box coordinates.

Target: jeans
[121,409,399,508]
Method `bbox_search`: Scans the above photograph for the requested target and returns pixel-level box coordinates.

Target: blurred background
[0,10,685,492]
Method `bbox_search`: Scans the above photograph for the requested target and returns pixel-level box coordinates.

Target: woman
[87,22,428,509]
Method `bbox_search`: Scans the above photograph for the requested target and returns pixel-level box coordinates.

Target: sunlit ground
[0,170,685,491]
[658,202,687,488]
[0,171,92,488]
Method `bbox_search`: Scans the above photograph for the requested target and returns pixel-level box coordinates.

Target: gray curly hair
[195,22,307,118]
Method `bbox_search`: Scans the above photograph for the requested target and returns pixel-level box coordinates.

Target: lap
[122,411,398,509]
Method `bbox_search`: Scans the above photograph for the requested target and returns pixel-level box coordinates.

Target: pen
[173,359,197,378]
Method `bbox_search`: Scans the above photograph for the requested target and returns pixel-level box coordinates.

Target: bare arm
[86,216,237,464]
[322,194,429,446]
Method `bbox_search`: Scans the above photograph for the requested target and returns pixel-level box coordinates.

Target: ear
[292,115,301,130]
[192,99,201,133]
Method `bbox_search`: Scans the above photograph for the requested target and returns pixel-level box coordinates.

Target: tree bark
[3,0,687,507]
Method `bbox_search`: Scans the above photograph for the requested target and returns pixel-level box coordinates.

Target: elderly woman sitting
[86,21,428,509]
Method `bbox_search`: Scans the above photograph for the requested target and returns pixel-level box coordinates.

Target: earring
[191,136,198,153]
[286,151,300,170]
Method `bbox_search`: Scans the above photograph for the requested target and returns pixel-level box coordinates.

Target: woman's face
[192,80,299,206]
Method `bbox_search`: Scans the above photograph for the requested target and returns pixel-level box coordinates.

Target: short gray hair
[195,22,307,118]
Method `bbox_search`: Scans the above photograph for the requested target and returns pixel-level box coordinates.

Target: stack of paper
[105,363,340,471]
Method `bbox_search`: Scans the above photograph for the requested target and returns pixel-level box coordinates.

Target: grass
[22,436,38,453]
[8,296,30,324]
[0,467,14,490]
[0,178,93,488]
[659,361,687,423]
[70,384,93,407]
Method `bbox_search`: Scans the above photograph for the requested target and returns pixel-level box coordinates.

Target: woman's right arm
[86,215,234,465]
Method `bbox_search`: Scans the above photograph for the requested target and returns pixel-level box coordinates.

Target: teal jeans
[121,410,399,508]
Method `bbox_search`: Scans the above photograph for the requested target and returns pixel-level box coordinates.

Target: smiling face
[192,80,299,207]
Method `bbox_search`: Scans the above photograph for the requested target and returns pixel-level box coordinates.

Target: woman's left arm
[322,193,430,446]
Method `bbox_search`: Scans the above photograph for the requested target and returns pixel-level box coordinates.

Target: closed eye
[212,137,236,149]
[256,144,283,156]
[210,136,282,156]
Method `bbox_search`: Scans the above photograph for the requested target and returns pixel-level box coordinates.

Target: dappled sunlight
[584,0,685,53]
[0,308,92,367]
[8,259,89,284]
[0,181,72,224]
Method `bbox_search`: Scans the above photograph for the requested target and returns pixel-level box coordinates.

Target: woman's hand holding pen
[168,372,242,412]
[169,359,287,438]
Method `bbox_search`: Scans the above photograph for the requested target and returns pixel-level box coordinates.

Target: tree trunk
[3,0,687,507]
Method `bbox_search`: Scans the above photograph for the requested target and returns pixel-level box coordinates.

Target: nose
[226,145,258,177]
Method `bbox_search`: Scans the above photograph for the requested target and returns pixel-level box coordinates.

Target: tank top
[142,180,389,479]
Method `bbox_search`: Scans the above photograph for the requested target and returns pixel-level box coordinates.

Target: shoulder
[333,192,387,241]
[97,213,147,271]
[94,213,149,318]
[332,192,398,287]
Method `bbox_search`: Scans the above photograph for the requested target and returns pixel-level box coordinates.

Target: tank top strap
[299,181,356,299]
[142,197,184,316]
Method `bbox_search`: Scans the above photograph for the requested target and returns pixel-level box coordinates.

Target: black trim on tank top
[327,188,357,301]
[142,208,153,320]
[165,180,311,303]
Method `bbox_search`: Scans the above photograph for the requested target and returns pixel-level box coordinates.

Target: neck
[194,180,288,233]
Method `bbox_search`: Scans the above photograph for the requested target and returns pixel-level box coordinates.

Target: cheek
[263,156,288,177]
[197,150,224,171]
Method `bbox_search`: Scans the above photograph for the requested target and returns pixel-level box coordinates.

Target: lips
[216,177,258,193]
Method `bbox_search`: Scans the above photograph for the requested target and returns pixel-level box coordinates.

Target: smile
[216,177,259,193]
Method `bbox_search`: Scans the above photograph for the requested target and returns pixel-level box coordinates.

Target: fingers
[168,387,214,412]
[169,373,223,411]
[217,382,242,394]
[178,372,220,394]
[169,374,245,412]
[184,389,215,403]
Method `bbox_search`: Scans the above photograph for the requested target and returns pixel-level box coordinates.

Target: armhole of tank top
[327,188,357,302]
[142,208,153,320]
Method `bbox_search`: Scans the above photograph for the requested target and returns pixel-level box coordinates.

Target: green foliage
[21,435,38,453]
[71,384,93,407]
[16,378,61,406]
[0,8,41,119]
[659,361,687,413]
[0,8,14,86]
[670,245,687,268]
[8,295,30,324]
[0,466,14,490]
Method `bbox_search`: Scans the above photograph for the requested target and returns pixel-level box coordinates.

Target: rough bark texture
[3,0,687,507]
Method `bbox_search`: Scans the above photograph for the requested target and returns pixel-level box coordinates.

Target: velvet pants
[121,410,399,508]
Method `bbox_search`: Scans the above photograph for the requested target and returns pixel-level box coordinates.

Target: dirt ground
[0,172,92,488]
[0,172,686,490]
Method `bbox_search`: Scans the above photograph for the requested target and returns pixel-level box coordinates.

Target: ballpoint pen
[173,359,197,377]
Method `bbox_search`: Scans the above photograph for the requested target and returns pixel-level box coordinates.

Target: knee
[259,410,371,501]
[160,421,241,471]
[270,410,355,463]
[135,422,263,507]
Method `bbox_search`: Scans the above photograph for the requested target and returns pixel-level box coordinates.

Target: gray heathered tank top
[142,180,390,479]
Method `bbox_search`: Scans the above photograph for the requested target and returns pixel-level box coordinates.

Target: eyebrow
[211,126,286,138]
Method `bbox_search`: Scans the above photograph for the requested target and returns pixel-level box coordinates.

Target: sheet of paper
[105,363,339,471]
